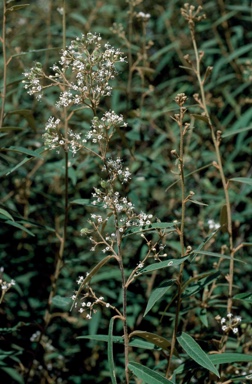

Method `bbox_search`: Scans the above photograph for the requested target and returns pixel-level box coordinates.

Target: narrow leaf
[210,353,252,365]
[138,256,189,275]
[108,317,118,384]
[128,362,173,384]
[7,146,44,159]
[222,125,252,138]
[177,332,220,377]
[5,220,35,236]
[191,229,219,255]
[129,331,178,356]
[230,177,252,186]
[233,292,252,303]
[51,296,72,309]
[77,335,123,343]
[1,367,24,384]
[182,271,220,297]
[77,334,162,350]
[192,250,244,263]
[0,208,14,221]
[144,280,175,316]
[70,199,91,205]
[6,147,46,175]
[123,222,176,238]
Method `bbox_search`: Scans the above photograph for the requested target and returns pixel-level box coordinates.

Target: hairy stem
[166,105,186,377]
[191,30,234,314]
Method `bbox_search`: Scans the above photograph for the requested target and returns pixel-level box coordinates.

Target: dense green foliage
[0,1,252,383]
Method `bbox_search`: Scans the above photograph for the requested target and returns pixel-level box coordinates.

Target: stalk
[0,0,7,127]
[166,97,187,377]
[190,24,234,315]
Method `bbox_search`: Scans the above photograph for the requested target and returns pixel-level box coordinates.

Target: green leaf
[0,208,14,221]
[233,292,252,303]
[51,295,72,309]
[123,222,176,237]
[177,332,220,378]
[129,331,178,356]
[1,367,24,384]
[144,280,175,316]
[210,353,252,365]
[4,220,35,236]
[77,334,162,350]
[138,256,189,275]
[182,271,220,297]
[6,146,44,159]
[77,335,123,343]
[222,125,252,138]
[191,230,219,256]
[192,250,245,263]
[128,362,173,384]
[108,317,118,384]
[70,199,91,205]
[230,177,252,186]
[6,147,46,175]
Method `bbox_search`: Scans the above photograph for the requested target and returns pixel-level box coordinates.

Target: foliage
[0,0,252,383]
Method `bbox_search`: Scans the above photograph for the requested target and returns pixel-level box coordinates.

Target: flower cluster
[136,12,151,21]
[87,188,155,251]
[43,116,82,154]
[216,313,242,335]
[84,112,127,146]
[0,267,15,304]
[102,157,131,184]
[23,62,44,100]
[23,33,126,108]
[72,278,111,320]
[207,219,220,230]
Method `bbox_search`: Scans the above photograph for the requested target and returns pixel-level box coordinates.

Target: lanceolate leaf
[123,222,176,237]
[51,295,72,309]
[182,271,220,297]
[144,279,175,316]
[0,208,14,221]
[230,177,252,186]
[108,317,118,384]
[129,331,178,356]
[177,333,220,378]
[6,146,44,158]
[6,147,46,175]
[210,353,252,365]
[128,362,173,384]
[138,256,189,275]
[192,250,244,263]
[4,220,35,236]
[233,292,252,303]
